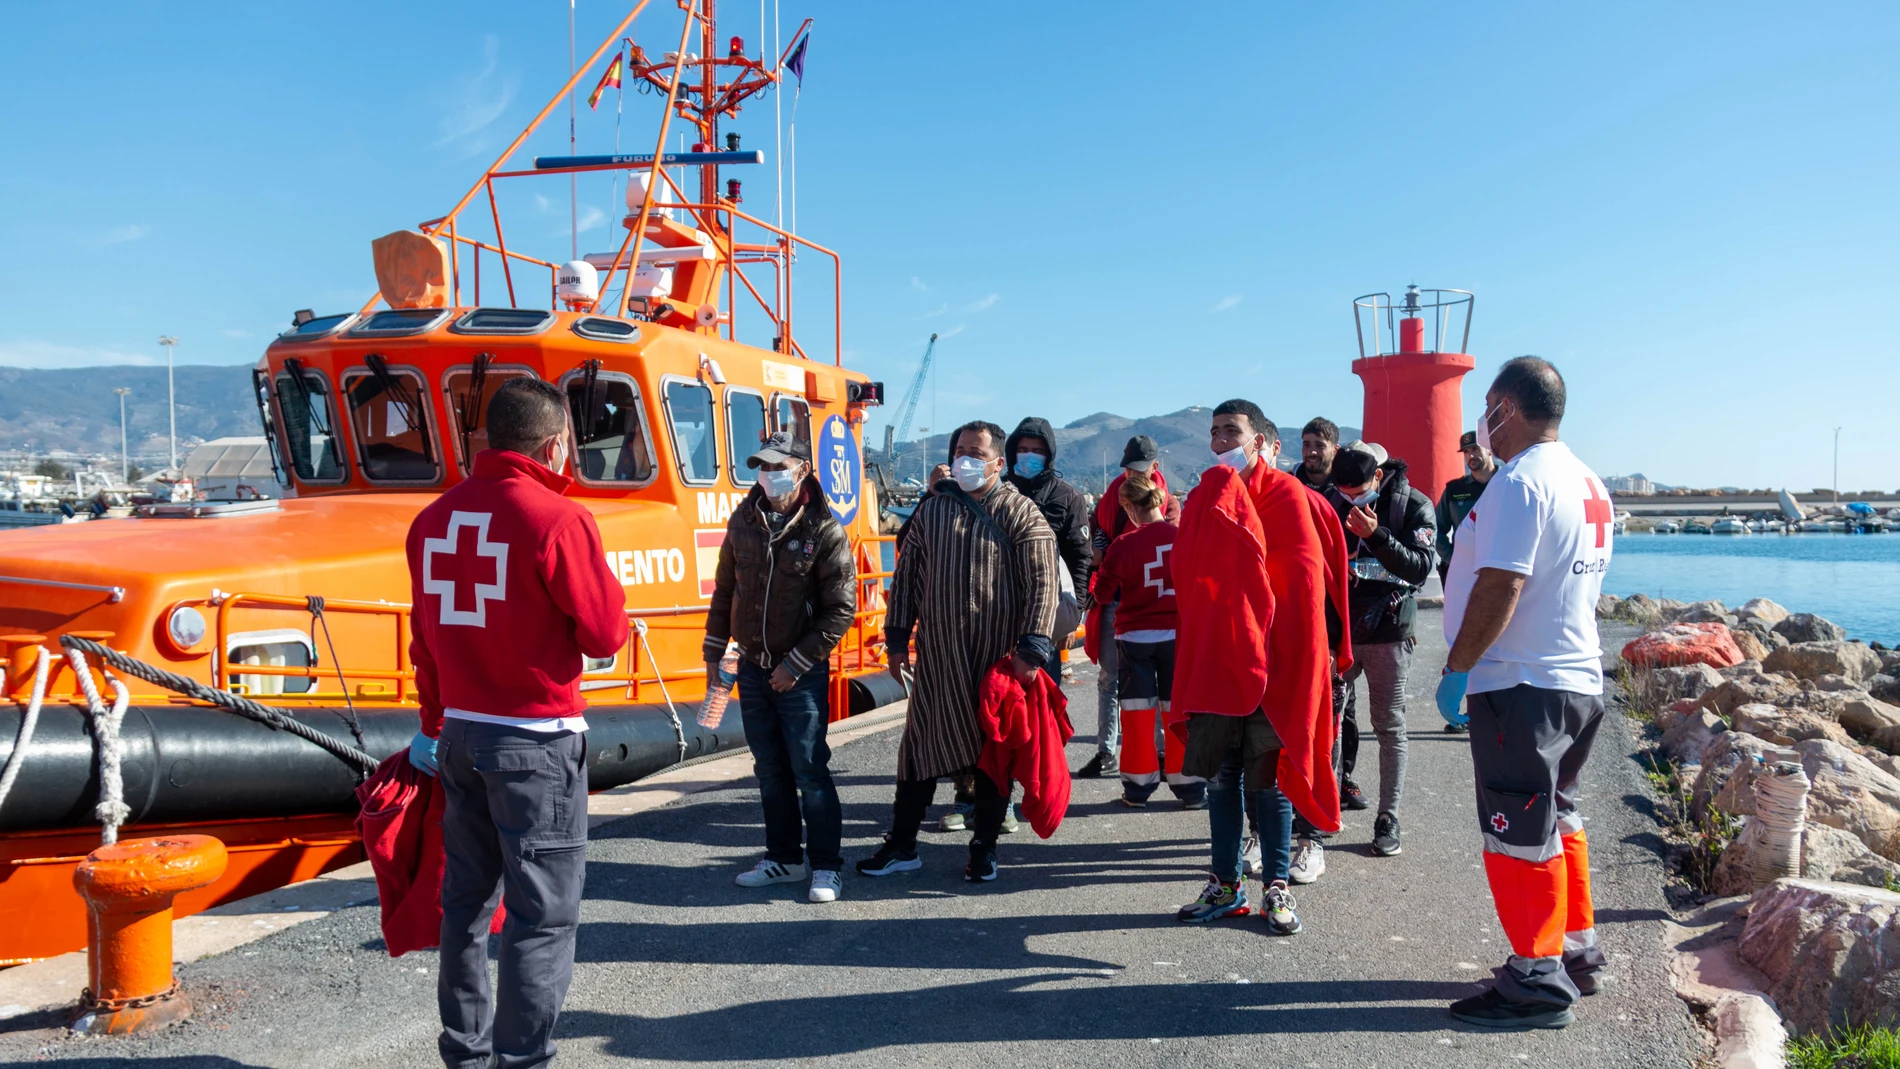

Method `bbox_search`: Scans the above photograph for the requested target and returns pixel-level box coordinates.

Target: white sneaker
[735,859,809,888]
[1289,837,1325,885]
[1241,834,1264,878]
[808,869,842,903]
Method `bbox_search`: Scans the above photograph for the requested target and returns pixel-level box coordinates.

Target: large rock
[1697,673,1802,718]
[1624,622,1746,670]
[1694,730,1776,819]
[1883,650,1900,672]
[1775,613,1847,644]
[1712,822,1900,896]
[1615,592,1665,627]
[1736,598,1790,627]
[1731,629,1770,663]
[1736,878,1900,1035]
[1661,709,1727,766]
[1652,663,1726,705]
[1815,673,1860,692]
[1794,738,1900,861]
[1596,593,1622,619]
[1868,673,1900,703]
[1731,703,1854,747]
[1764,640,1883,683]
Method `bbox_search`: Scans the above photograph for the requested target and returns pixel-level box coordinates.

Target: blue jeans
[737,659,842,872]
[1208,748,1292,883]
[1095,604,1121,755]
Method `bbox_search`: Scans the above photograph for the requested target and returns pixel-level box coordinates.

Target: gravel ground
[0,608,1703,1068]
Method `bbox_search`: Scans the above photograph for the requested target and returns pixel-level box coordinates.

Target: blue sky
[2,1,1894,491]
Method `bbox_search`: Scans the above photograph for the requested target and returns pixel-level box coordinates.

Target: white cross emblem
[422,510,509,626]
[1143,544,1174,598]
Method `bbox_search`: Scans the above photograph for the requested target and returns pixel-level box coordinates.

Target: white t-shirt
[1442,441,1613,696]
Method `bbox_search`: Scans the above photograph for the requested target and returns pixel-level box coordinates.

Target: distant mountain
[0,365,259,458]
[872,407,1362,494]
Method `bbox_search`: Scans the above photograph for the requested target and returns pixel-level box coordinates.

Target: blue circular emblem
[816,414,861,525]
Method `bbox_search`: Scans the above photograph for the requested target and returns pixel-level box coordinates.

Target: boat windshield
[274,364,346,482]
[774,394,812,455]
[443,357,537,475]
[726,390,767,488]
[345,358,441,484]
[666,380,719,484]
[565,367,656,485]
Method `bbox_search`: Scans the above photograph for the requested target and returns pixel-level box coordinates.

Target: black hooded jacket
[1325,458,1437,644]
[1003,417,1093,596]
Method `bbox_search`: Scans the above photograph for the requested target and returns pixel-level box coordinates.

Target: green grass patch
[1788,1025,1900,1069]
[1639,750,1740,895]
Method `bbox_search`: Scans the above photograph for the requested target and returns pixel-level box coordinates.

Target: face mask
[1346,487,1379,507]
[757,467,801,498]
[952,455,993,492]
[1475,399,1511,454]
[1213,445,1249,472]
[1012,453,1046,478]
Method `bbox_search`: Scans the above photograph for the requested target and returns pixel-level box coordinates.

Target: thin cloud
[937,324,966,338]
[0,340,159,368]
[435,35,518,151]
[1213,295,1242,312]
[909,276,927,292]
[962,293,1000,313]
[918,303,949,319]
[221,329,252,339]
[99,224,149,245]
[573,205,607,235]
[534,193,552,212]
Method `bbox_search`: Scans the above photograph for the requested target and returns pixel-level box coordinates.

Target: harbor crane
[881,332,937,469]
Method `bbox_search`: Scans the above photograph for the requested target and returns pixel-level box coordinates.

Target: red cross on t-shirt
[1582,478,1613,549]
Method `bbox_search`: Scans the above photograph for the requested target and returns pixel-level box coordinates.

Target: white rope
[634,619,688,764]
[0,646,51,816]
[66,647,131,845]
[1752,759,1811,887]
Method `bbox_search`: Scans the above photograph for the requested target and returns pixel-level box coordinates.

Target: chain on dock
[57,634,379,775]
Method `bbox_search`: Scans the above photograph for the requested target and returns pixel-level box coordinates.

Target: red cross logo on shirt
[1582,478,1613,549]
[1490,812,1510,834]
[422,511,509,626]
[1143,544,1174,598]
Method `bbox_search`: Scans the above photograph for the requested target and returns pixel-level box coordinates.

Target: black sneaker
[1076,752,1119,778]
[1340,778,1370,811]
[965,841,998,882]
[855,839,922,877]
[1569,970,1600,997]
[1448,988,1574,1030]
[1444,721,1469,734]
[1372,812,1402,857]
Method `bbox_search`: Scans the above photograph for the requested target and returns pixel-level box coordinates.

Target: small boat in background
[1711,518,1748,534]
[1684,520,1713,534]
[1653,520,1681,534]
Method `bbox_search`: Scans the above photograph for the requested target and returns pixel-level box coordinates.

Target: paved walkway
[0,610,1702,1068]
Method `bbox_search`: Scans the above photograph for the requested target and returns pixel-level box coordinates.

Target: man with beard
[1436,430,1497,587]
[1297,417,1340,491]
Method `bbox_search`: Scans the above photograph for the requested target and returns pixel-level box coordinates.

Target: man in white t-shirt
[1436,356,1613,1030]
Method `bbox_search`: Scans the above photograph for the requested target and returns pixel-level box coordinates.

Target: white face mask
[952,455,994,492]
[757,467,801,499]
[1475,399,1511,454]
[1213,445,1249,472]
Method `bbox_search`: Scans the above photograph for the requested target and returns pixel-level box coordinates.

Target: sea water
[1605,533,1900,644]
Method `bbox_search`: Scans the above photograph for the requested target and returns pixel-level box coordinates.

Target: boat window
[227,629,315,696]
[564,368,657,485]
[450,308,555,336]
[250,369,290,486]
[347,309,451,337]
[725,389,767,488]
[443,358,537,474]
[342,358,442,484]
[773,394,812,456]
[273,364,347,483]
[664,379,720,485]
[572,317,642,343]
[277,313,355,341]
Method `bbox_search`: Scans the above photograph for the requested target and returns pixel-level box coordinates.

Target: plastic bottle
[699,644,740,728]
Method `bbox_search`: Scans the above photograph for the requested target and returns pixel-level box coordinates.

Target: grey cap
[1344,439,1388,466]
[746,430,811,468]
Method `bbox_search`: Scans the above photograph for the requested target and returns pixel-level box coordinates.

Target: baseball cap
[1459,430,1479,450]
[746,430,811,468]
[1330,446,1380,487]
[1120,435,1160,472]
[1344,439,1388,466]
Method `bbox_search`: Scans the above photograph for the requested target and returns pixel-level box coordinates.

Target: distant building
[1603,473,1654,495]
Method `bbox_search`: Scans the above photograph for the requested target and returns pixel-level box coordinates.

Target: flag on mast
[784,34,808,86]
[588,51,624,109]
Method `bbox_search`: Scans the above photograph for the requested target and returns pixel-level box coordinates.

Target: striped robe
[887,481,1061,781]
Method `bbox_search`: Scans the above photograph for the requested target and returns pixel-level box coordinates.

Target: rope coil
[57,634,378,774]
[66,646,131,844]
[1752,758,1811,887]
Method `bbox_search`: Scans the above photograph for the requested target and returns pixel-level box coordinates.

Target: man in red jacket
[405,377,629,1069]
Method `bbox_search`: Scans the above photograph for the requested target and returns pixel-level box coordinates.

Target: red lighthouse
[1351,285,1476,503]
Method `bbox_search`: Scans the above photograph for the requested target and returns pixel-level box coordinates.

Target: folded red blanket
[977,660,1075,838]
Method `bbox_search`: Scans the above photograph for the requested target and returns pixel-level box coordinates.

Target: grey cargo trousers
[438,719,590,1069]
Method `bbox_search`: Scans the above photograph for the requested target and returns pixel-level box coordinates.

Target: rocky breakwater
[1607,593,1900,1041]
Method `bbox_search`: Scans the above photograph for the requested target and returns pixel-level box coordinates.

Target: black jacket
[1326,459,1436,644]
[704,477,857,675]
[1434,472,1488,578]
[1002,417,1093,596]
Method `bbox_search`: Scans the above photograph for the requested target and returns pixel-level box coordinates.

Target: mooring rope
[0,645,51,817]
[57,634,378,774]
[65,646,131,845]
[633,619,688,765]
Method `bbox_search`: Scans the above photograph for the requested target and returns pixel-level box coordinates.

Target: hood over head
[1004,417,1059,469]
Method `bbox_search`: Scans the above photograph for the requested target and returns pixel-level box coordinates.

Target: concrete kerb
[1664,896,1788,1069]
[0,699,911,1024]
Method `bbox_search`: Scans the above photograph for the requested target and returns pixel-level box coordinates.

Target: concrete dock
[0,610,1703,1067]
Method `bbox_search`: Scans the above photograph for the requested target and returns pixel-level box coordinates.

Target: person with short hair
[1297,417,1340,491]
[1092,469,1201,808]
[705,430,857,904]
[1435,430,1496,586]
[861,420,1061,882]
[405,377,630,1069]
[1439,356,1613,1029]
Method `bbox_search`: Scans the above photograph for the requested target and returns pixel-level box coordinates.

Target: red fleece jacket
[1303,484,1355,675]
[406,450,630,736]
[355,752,503,956]
[1169,463,1341,835]
[977,660,1074,838]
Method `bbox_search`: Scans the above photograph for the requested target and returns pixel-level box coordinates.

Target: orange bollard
[70,835,228,1035]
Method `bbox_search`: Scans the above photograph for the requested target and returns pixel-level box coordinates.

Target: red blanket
[1303,484,1355,676]
[976,660,1075,838]
[1170,466,1274,718]
[354,753,504,957]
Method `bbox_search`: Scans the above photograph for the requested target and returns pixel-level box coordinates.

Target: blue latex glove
[1436,669,1470,727]
[408,730,439,776]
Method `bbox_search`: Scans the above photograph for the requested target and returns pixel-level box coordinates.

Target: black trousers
[892,768,1008,848]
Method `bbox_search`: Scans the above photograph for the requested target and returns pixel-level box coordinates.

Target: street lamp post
[158,336,178,470]
[114,388,131,483]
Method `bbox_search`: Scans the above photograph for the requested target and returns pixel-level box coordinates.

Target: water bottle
[699,644,740,728]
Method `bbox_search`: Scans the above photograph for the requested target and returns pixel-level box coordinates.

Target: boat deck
[0,611,1703,1067]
